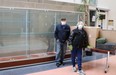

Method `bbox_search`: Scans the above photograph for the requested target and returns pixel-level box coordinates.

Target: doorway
[90,10,96,26]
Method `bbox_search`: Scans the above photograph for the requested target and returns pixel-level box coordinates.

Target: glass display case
[0,7,84,63]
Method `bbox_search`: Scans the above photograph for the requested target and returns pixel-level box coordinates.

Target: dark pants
[55,40,67,64]
[71,47,82,70]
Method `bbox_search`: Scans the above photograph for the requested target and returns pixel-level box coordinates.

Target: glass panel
[56,12,79,26]
[29,10,55,55]
[78,13,85,23]
[0,8,27,57]
[0,8,85,62]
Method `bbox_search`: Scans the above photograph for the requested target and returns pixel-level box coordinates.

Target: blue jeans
[55,40,67,64]
[71,47,82,70]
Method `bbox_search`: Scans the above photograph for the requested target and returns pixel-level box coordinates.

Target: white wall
[52,0,82,4]
[52,0,116,30]
[97,0,116,30]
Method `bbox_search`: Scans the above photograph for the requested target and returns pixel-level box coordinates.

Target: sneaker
[72,67,77,72]
[56,63,61,67]
[77,70,86,75]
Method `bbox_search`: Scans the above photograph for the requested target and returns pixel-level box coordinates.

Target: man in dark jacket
[55,18,70,67]
[69,24,88,75]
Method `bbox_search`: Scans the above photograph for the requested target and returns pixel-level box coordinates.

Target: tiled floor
[0,52,107,75]
[27,56,116,75]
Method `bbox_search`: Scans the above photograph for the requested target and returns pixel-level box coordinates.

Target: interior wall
[52,0,82,4]
[100,30,116,43]
[0,0,82,12]
[97,0,116,30]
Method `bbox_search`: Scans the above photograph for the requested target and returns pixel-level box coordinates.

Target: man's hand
[57,39,59,42]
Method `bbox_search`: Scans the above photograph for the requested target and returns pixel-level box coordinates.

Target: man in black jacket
[55,18,70,67]
[69,24,88,75]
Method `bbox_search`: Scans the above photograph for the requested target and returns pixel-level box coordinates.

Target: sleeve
[67,25,71,40]
[68,31,75,45]
[83,30,89,48]
[54,25,59,40]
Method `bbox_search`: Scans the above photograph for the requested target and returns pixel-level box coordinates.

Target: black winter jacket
[69,28,89,48]
[54,24,70,43]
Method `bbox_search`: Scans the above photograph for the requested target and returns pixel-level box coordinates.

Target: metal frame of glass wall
[0,7,85,62]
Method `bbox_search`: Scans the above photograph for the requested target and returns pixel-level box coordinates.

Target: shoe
[56,63,61,67]
[60,61,65,65]
[77,70,86,75]
[72,67,77,72]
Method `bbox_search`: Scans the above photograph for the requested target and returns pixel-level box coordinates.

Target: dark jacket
[54,24,70,43]
[69,27,89,48]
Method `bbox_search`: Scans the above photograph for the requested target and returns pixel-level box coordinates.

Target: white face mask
[78,24,83,30]
[61,21,66,25]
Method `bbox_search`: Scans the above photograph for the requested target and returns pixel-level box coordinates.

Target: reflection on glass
[0,9,27,57]
[29,11,55,54]
[0,8,84,62]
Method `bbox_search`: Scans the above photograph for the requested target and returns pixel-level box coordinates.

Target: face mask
[78,24,83,30]
[61,21,66,25]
